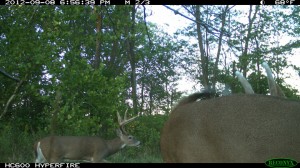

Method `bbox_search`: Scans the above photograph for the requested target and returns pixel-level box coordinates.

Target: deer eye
[128,136,133,139]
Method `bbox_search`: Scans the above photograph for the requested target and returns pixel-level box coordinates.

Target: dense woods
[0,5,299,162]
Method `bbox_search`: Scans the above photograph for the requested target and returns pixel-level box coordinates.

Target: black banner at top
[1,0,299,5]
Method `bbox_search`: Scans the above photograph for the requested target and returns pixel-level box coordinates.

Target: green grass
[110,144,163,163]
[108,154,163,163]
[2,147,162,163]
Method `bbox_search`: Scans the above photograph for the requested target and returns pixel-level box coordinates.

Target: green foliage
[0,5,300,163]
[43,65,128,135]
[133,115,167,152]
[0,125,39,162]
[247,72,269,95]
[107,114,167,163]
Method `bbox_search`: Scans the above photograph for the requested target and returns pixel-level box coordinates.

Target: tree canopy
[0,5,299,162]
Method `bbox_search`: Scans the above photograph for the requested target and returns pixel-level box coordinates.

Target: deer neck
[105,137,125,156]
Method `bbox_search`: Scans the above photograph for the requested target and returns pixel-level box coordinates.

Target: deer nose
[136,141,141,147]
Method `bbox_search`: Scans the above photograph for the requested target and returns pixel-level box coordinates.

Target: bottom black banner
[2,163,271,168]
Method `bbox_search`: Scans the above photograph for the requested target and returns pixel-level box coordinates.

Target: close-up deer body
[160,92,300,163]
[160,63,299,163]
[34,111,140,163]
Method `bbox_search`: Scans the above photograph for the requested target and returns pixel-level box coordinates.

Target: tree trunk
[240,5,258,77]
[126,6,138,115]
[93,6,103,69]
[212,5,229,90]
[195,5,209,90]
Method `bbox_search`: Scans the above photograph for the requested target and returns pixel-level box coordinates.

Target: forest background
[0,5,299,162]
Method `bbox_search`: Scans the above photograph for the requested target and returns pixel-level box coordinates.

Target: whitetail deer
[262,62,286,98]
[34,111,140,163]
[160,91,300,163]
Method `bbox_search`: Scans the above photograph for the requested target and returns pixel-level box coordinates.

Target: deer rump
[160,94,300,163]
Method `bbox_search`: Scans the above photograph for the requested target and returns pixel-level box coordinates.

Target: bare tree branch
[0,68,20,82]
[143,5,153,47]
[0,74,27,120]
[163,5,231,37]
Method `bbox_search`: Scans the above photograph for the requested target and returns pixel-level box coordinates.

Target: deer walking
[160,91,300,163]
[34,111,140,163]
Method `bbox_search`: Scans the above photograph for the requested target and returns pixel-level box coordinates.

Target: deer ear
[116,128,122,137]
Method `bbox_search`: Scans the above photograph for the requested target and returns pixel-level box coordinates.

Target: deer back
[160,94,300,163]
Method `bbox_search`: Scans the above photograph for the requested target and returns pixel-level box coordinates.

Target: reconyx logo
[265,158,298,168]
